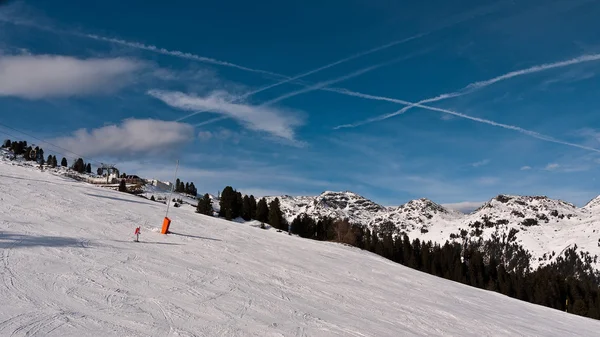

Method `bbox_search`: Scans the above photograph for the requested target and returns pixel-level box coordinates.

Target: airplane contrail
[7,2,595,153]
[344,53,600,127]
[329,87,600,153]
[259,49,430,107]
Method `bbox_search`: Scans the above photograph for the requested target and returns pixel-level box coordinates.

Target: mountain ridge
[265,190,600,270]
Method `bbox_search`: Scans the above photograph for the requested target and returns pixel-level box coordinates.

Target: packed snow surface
[1,162,600,336]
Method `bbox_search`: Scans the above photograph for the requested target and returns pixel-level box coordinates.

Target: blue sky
[1,0,600,211]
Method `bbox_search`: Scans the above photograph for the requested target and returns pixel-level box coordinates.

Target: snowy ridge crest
[267,191,600,270]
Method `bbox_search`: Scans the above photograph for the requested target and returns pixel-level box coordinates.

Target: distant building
[124,175,143,184]
[148,179,173,191]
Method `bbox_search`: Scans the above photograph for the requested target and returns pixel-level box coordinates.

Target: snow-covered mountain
[267,191,600,270]
[2,155,600,336]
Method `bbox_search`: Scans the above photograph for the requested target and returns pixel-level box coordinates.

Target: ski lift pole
[161,159,179,234]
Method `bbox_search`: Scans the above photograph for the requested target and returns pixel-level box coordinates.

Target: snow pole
[161,159,179,234]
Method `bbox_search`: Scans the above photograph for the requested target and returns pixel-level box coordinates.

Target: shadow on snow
[167,232,222,241]
[0,231,82,249]
[84,193,150,205]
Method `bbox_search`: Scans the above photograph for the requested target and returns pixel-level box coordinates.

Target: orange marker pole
[161,159,179,234]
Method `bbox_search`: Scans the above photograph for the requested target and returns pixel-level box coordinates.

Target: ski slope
[1,162,600,336]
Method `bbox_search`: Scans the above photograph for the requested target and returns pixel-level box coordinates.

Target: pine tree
[268,197,286,231]
[176,179,182,192]
[249,195,257,219]
[291,213,316,238]
[52,156,58,168]
[234,192,243,219]
[118,179,127,192]
[189,182,197,197]
[255,197,269,223]
[97,167,102,175]
[86,163,92,174]
[37,148,44,163]
[2,139,11,148]
[219,186,236,220]
[242,195,252,221]
[150,195,156,201]
[24,146,33,161]
[72,158,85,173]
[61,157,68,167]
[47,154,53,165]
[196,193,214,216]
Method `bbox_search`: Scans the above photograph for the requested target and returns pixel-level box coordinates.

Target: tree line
[196,186,287,231]
[3,139,92,173]
[285,213,600,320]
[175,178,198,197]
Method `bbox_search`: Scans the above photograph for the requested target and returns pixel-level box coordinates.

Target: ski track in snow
[1,161,600,336]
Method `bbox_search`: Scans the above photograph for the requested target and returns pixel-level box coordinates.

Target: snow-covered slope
[584,195,600,212]
[267,191,600,270]
[2,160,600,336]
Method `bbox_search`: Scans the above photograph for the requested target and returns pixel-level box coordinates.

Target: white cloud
[197,131,213,141]
[148,89,303,142]
[441,201,486,213]
[197,128,240,143]
[0,54,144,99]
[520,166,532,170]
[542,162,589,173]
[52,118,194,158]
[471,159,490,167]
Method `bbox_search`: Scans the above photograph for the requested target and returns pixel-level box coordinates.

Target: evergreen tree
[268,197,286,231]
[189,182,197,197]
[97,167,103,175]
[47,154,53,165]
[150,195,156,201]
[24,146,33,161]
[37,148,44,163]
[118,179,128,192]
[10,141,25,155]
[242,195,252,221]
[72,158,85,173]
[234,191,243,219]
[196,193,214,216]
[86,163,92,174]
[291,213,316,238]
[255,197,269,223]
[2,139,10,148]
[249,195,257,219]
[219,186,236,220]
[61,157,68,167]
[51,156,58,168]
[176,179,182,192]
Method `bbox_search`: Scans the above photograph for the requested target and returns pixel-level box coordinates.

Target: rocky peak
[314,191,384,213]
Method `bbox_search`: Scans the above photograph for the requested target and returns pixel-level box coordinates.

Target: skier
[134,226,141,242]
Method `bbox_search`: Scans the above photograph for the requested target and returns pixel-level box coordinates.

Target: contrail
[194,116,228,127]
[173,38,431,122]
[260,49,429,107]
[346,53,600,127]
[175,49,429,123]
[330,88,600,153]
[82,34,285,78]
